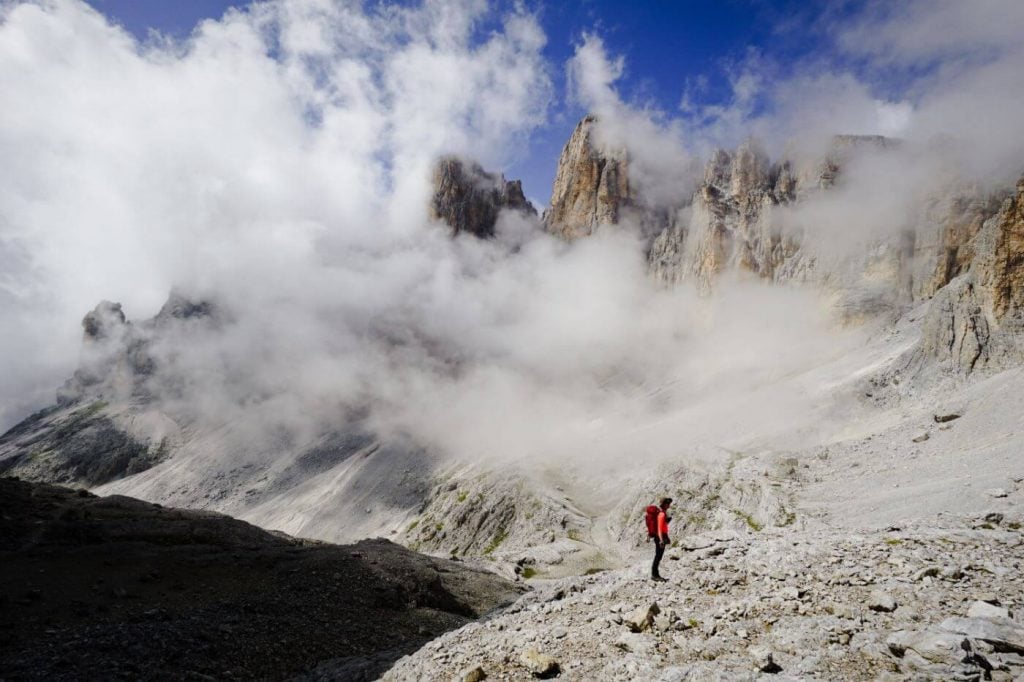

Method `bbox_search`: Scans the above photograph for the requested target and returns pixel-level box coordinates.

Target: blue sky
[85,0,851,201]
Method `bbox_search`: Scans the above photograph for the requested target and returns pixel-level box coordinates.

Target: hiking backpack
[644,505,660,538]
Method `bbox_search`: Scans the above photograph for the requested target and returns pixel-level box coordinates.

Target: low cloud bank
[1,0,1021,472]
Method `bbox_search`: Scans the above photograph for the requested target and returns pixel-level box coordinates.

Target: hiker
[646,497,672,581]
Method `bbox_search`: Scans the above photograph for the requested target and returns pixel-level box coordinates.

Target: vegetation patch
[732,509,762,532]
[82,400,109,417]
[884,538,903,546]
[456,490,468,503]
[483,527,508,555]
[521,566,538,579]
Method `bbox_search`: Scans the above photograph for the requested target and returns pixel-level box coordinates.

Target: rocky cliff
[649,140,807,292]
[915,177,1024,373]
[542,115,633,240]
[542,116,1020,361]
[537,114,1024,384]
[429,156,535,238]
[646,135,912,297]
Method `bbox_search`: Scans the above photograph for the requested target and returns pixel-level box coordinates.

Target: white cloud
[1,0,1021,488]
[567,34,694,209]
[0,0,550,429]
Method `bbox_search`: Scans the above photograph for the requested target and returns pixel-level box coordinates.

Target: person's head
[659,497,673,510]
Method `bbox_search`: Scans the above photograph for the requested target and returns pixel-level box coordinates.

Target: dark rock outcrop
[81,300,126,341]
[153,289,217,326]
[0,477,523,680]
[0,401,162,486]
[430,156,536,238]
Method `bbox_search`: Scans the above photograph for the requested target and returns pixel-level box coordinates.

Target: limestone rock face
[980,176,1024,319]
[915,177,1024,373]
[430,156,536,238]
[649,139,807,290]
[646,134,1011,324]
[908,187,1001,301]
[543,115,631,240]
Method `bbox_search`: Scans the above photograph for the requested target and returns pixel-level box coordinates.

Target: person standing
[650,497,672,581]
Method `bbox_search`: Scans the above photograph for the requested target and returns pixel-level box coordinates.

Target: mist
[1,0,1022,477]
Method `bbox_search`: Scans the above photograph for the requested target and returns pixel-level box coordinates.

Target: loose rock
[624,602,661,633]
[868,591,898,613]
[967,601,1010,619]
[519,649,560,679]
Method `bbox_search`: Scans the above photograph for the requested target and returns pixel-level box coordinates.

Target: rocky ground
[380,359,1024,681]
[0,477,523,681]
[385,514,1024,681]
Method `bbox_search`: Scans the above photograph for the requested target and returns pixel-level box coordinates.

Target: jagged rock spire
[543,115,632,240]
[429,156,536,238]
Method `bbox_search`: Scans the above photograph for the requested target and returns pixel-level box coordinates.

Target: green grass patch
[688,512,708,527]
[407,519,419,532]
[1008,522,1022,531]
[483,528,508,555]
[434,522,444,531]
[28,448,51,461]
[77,400,109,418]
[584,567,607,576]
[521,566,538,579]
[884,538,903,546]
[731,510,763,532]
[456,490,468,503]
[567,529,584,542]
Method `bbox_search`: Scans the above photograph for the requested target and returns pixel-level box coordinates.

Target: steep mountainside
[1,113,1023,587]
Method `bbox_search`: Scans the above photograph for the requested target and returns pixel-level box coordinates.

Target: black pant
[652,538,667,578]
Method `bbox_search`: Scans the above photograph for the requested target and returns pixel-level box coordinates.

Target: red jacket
[657,510,670,538]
